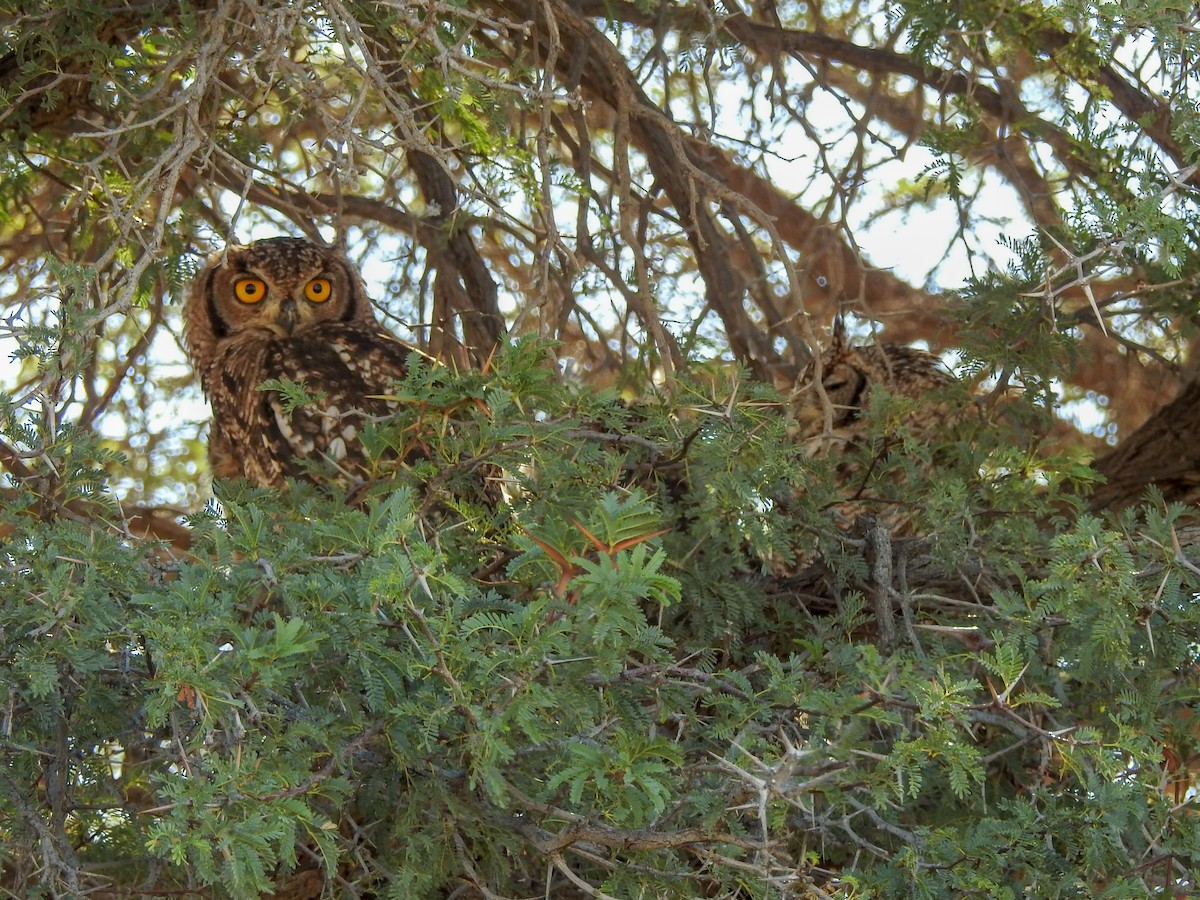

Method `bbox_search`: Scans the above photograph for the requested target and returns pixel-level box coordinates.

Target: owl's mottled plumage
[185,237,415,487]
[784,337,971,544]
[792,340,960,451]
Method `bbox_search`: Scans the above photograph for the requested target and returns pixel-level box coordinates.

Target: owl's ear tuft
[830,315,848,351]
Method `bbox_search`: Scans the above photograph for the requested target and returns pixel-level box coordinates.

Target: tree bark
[1090,376,1200,512]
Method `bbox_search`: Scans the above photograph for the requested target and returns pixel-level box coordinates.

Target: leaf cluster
[6,338,1200,897]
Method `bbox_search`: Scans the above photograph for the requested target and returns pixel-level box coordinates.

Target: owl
[783,335,974,541]
[185,237,418,488]
[791,339,961,454]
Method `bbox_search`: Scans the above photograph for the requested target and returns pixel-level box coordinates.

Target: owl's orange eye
[304,278,332,303]
[234,277,267,303]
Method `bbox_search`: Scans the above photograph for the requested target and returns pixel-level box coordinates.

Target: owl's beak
[279,298,298,336]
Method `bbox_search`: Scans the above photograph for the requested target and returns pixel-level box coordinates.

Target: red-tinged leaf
[610,529,670,554]
[571,518,612,557]
[520,527,580,595]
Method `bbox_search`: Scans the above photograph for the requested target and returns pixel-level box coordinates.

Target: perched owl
[791,339,961,453]
[185,237,418,487]
[784,336,973,541]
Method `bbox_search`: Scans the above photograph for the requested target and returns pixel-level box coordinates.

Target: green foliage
[5,0,1200,895]
[257,378,329,415]
[6,335,1200,896]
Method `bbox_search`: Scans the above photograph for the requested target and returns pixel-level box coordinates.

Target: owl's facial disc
[227,266,340,337]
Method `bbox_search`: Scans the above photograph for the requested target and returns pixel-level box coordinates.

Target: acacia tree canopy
[3,0,1200,896]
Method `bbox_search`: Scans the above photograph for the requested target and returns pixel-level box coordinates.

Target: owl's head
[792,344,871,432]
[185,237,374,365]
[792,340,952,434]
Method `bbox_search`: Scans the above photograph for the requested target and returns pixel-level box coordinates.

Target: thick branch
[409,150,507,366]
[1089,376,1200,512]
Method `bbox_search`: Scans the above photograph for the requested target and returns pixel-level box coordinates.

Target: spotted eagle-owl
[791,339,961,452]
[185,237,417,487]
[787,336,972,534]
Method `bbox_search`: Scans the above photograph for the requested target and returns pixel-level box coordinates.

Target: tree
[3,0,1200,895]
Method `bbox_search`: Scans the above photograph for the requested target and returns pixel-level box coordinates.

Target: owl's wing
[259,322,417,482]
[317,322,418,398]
